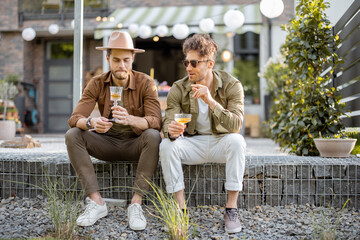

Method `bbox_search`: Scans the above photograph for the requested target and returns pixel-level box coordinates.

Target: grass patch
[311,198,350,240]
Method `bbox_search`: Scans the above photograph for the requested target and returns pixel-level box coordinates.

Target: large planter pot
[314,138,357,158]
[0,120,16,140]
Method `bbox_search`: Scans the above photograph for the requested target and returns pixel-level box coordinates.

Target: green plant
[344,129,360,154]
[259,54,291,139]
[264,0,346,156]
[311,199,350,240]
[0,74,19,121]
[42,174,83,240]
[144,180,191,240]
[234,59,260,99]
[7,173,83,239]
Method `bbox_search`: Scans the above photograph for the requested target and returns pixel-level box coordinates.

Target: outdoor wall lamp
[221,50,233,63]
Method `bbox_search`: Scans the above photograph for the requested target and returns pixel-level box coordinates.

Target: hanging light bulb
[128,23,139,35]
[155,25,169,37]
[223,9,245,29]
[260,0,284,18]
[199,18,215,33]
[48,24,59,35]
[22,28,36,41]
[153,36,159,42]
[138,24,152,39]
[172,23,189,40]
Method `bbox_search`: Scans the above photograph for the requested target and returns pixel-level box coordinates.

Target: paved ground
[0,134,288,156]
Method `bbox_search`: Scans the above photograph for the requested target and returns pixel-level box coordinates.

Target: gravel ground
[0,196,359,240]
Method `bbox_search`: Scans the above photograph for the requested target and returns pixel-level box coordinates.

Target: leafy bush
[262,0,346,156]
[344,129,360,155]
[0,74,19,120]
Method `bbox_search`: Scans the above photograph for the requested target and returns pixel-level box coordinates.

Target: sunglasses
[183,59,210,68]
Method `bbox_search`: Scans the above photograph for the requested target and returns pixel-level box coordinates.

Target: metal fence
[1,154,359,209]
[332,0,360,127]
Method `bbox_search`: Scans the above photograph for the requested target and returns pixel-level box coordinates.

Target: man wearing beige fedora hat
[65,31,162,230]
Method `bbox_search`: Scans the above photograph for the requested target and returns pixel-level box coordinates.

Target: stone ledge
[0,153,359,209]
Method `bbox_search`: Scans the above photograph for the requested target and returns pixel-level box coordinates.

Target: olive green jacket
[163,70,244,138]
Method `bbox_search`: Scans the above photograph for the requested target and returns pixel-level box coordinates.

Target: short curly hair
[182,34,218,60]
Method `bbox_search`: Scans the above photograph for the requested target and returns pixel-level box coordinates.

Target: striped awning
[94,4,263,39]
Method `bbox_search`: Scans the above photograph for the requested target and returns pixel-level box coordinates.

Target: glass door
[44,41,73,133]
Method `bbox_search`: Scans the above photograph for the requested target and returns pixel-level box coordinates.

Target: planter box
[314,138,357,157]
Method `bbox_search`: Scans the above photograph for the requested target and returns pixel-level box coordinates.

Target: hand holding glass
[110,86,123,122]
[110,86,122,106]
[174,113,192,138]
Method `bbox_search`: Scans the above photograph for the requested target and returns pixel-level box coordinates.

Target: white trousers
[159,134,246,193]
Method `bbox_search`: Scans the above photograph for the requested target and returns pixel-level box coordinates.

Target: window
[233,32,260,104]
[46,42,73,59]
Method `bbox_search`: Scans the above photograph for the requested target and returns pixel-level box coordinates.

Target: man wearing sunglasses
[160,34,246,234]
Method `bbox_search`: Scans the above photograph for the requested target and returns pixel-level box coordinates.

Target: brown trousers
[65,128,161,196]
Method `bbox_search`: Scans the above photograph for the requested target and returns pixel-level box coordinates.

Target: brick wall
[0,33,24,80]
[0,0,18,31]
[85,37,103,73]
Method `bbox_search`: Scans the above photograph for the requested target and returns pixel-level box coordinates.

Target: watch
[168,132,177,140]
[86,117,93,130]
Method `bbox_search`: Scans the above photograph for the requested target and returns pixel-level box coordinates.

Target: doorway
[43,41,73,133]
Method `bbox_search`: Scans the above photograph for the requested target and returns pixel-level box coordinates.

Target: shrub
[264,0,346,155]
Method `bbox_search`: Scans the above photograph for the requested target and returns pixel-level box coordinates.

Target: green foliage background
[262,0,346,156]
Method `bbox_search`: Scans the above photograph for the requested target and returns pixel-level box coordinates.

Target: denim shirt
[163,70,244,138]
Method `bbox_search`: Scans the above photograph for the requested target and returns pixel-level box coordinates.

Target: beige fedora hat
[96,31,145,53]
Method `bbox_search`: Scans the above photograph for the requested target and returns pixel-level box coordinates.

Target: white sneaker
[76,197,108,227]
[127,203,147,230]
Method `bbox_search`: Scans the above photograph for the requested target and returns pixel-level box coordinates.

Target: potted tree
[0,74,19,140]
[262,0,347,156]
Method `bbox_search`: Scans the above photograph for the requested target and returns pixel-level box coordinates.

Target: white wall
[294,0,355,26]
[325,0,355,26]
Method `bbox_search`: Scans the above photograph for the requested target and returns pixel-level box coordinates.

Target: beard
[111,69,129,81]
[189,72,206,83]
